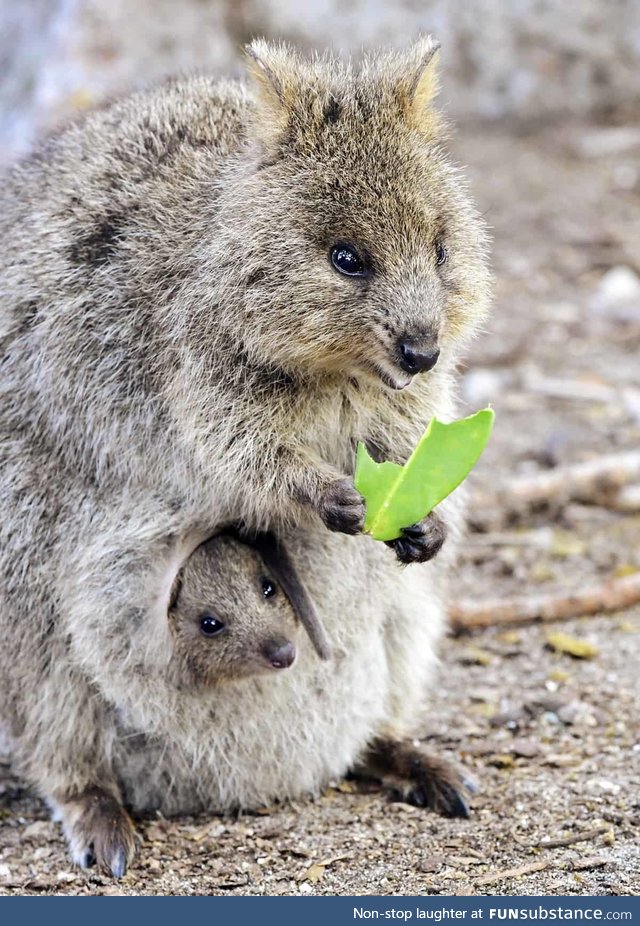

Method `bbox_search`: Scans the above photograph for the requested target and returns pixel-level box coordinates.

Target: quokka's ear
[249,531,333,662]
[245,40,297,151]
[396,36,441,132]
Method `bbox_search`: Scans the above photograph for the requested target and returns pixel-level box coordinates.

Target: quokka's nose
[262,639,296,670]
[398,338,440,375]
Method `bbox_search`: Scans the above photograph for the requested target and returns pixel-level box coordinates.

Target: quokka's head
[224,37,491,391]
[168,534,299,688]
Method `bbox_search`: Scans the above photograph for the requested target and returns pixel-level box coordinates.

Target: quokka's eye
[436,242,448,266]
[262,578,277,599]
[330,243,366,277]
[199,613,226,637]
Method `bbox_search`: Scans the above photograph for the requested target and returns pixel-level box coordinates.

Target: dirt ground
[1,116,639,897]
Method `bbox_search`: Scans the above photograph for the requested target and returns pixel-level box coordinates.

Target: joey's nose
[262,639,296,670]
[398,339,440,375]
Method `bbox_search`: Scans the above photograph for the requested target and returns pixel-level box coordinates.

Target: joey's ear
[396,36,441,132]
[250,531,332,661]
[245,40,297,152]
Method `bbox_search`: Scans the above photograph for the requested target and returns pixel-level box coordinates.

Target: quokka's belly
[111,528,446,814]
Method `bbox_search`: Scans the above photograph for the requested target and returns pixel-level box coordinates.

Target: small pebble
[511,738,541,759]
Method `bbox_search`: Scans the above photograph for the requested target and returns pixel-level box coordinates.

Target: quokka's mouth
[369,362,413,391]
[357,355,414,392]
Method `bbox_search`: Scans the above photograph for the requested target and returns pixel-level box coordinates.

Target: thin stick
[472,451,640,518]
[523,373,618,404]
[535,825,611,849]
[474,861,549,887]
[450,571,640,632]
[598,484,640,513]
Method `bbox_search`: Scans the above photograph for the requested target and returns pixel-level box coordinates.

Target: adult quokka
[0,38,489,874]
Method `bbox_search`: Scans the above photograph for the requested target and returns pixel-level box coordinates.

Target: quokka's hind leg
[51,785,137,878]
[355,735,474,818]
[15,651,139,877]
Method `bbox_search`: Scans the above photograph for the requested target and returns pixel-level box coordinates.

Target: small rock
[511,738,541,759]
[593,266,640,317]
[595,780,622,796]
[462,368,513,406]
[0,863,11,880]
[543,753,579,768]
[463,742,495,757]
[469,688,499,704]
[33,847,52,861]
[419,856,443,873]
[56,870,77,883]
[524,696,566,716]
[22,820,53,840]
[557,701,593,725]
[490,707,526,729]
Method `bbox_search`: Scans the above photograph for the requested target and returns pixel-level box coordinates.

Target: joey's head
[168,534,298,688]
[223,37,491,391]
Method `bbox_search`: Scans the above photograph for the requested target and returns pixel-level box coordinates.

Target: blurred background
[1,0,640,162]
[1,0,639,896]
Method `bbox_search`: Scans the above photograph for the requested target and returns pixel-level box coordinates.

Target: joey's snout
[397,336,440,376]
[261,637,296,670]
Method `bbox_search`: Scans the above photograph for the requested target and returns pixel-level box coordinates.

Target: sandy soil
[1,116,639,897]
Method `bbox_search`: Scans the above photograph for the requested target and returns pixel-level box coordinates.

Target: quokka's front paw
[57,786,137,878]
[318,478,365,535]
[386,510,447,564]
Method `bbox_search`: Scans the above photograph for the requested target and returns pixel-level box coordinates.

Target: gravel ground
[1,115,639,897]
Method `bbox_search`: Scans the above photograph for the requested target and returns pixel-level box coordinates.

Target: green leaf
[354,408,495,541]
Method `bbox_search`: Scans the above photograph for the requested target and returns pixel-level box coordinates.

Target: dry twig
[474,861,549,887]
[599,484,640,513]
[450,572,640,632]
[535,825,611,849]
[472,451,640,522]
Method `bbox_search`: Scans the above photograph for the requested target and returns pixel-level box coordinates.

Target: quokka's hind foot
[53,785,137,877]
[357,735,474,819]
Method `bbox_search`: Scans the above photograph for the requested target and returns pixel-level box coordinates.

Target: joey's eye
[262,578,277,599]
[199,613,225,637]
[436,242,448,266]
[330,243,366,277]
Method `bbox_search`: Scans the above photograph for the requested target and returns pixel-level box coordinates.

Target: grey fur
[167,531,328,687]
[0,37,490,873]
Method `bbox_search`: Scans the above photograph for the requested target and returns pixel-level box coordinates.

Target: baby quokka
[168,530,331,688]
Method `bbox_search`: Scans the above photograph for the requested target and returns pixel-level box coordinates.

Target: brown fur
[0,37,490,874]
[53,786,137,878]
[359,735,472,818]
[167,531,328,688]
